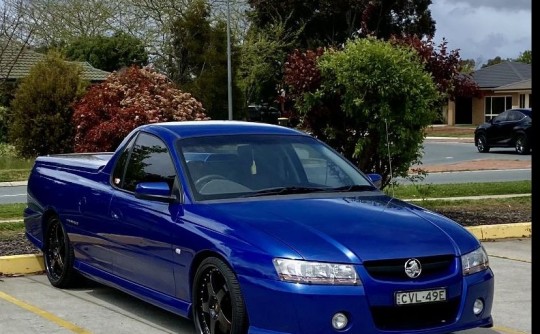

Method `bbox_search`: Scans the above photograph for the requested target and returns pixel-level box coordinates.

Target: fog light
[332,312,348,330]
[473,298,484,315]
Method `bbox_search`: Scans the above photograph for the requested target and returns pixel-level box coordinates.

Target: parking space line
[0,290,92,334]
[493,325,529,334]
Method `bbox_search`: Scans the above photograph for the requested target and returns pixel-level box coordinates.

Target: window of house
[484,96,512,122]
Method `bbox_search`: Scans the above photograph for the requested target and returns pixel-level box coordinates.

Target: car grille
[364,255,460,330]
[363,255,455,281]
[371,298,460,330]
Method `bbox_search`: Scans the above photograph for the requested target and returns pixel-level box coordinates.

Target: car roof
[139,120,307,139]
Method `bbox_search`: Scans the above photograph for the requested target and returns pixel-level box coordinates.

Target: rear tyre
[193,257,247,334]
[515,135,530,155]
[44,216,77,288]
[476,135,490,153]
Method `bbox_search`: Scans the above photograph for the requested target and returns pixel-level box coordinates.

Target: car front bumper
[238,268,494,334]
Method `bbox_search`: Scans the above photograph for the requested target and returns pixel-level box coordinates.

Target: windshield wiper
[329,184,377,192]
[243,186,329,197]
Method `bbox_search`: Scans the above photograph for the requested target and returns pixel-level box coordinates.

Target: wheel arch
[474,130,486,142]
[41,209,60,238]
[512,129,527,142]
[189,250,231,297]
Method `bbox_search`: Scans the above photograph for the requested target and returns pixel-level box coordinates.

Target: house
[444,61,531,125]
[0,40,110,82]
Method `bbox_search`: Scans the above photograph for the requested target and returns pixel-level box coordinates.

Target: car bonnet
[187,194,480,263]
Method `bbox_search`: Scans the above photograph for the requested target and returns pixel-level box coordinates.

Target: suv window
[493,111,509,123]
[120,132,177,192]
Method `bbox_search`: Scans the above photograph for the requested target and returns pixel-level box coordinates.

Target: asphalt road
[0,185,26,204]
[419,141,531,165]
[0,238,531,334]
[396,140,531,185]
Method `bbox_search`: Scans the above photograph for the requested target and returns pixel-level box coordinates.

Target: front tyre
[193,257,248,334]
[515,134,530,155]
[44,216,76,288]
[476,134,490,153]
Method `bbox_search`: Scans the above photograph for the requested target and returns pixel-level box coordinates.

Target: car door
[486,111,510,145]
[109,131,181,297]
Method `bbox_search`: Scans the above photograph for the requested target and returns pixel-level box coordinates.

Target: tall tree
[459,59,476,74]
[237,21,301,108]
[63,32,148,72]
[248,0,435,48]
[389,35,479,101]
[167,0,242,120]
[515,50,532,64]
[1,0,37,97]
[23,0,120,46]
[482,56,505,68]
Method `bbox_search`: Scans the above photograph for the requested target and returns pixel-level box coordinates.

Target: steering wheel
[195,174,227,190]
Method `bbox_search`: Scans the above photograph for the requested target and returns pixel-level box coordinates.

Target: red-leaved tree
[72,66,208,152]
[389,35,480,100]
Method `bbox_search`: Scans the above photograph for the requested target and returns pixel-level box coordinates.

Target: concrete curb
[0,222,531,276]
[0,254,44,276]
[0,181,27,187]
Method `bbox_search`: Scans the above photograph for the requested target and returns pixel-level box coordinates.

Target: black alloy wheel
[44,216,76,288]
[193,257,247,334]
[515,135,530,155]
[476,134,490,153]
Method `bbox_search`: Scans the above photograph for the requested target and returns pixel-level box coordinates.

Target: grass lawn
[388,180,531,199]
[0,203,26,220]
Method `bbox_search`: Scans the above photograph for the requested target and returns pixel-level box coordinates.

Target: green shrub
[0,106,10,143]
[8,51,88,158]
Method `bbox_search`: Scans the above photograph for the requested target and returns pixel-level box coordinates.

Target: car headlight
[461,246,490,276]
[273,258,361,285]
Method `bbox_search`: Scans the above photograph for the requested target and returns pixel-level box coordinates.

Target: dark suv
[247,104,280,124]
[474,107,532,154]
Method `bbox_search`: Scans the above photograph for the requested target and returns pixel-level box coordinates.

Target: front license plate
[395,288,446,305]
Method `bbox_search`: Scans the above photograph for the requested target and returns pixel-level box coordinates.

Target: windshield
[177,134,374,201]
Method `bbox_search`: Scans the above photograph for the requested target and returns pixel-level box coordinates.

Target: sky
[430,0,531,67]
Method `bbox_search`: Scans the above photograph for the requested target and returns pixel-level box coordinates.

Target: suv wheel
[515,134,530,155]
[476,135,490,153]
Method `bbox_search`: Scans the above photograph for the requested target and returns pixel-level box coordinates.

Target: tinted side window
[510,111,525,121]
[112,136,136,187]
[122,133,177,192]
[493,111,508,123]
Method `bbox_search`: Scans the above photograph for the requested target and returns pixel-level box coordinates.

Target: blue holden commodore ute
[24,121,494,334]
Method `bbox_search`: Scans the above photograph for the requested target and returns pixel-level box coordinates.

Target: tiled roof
[74,61,111,81]
[472,61,531,89]
[493,79,531,91]
[1,41,110,81]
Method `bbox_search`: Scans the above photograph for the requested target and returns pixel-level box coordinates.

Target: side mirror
[135,182,177,203]
[367,173,382,189]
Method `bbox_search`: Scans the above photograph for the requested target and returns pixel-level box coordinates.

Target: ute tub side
[24,152,115,251]
[35,152,114,173]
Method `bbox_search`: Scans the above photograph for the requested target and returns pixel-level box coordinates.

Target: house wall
[445,101,455,125]
[471,98,484,125]
[451,91,531,126]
